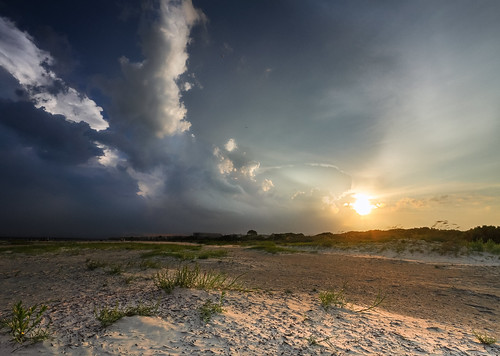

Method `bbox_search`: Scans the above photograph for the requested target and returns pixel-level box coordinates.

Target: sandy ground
[0,243,499,355]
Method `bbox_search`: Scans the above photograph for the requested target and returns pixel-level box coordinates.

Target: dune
[0,244,498,355]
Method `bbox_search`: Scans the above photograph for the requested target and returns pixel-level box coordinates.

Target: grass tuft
[85,258,107,270]
[106,264,123,275]
[319,287,347,310]
[94,302,158,327]
[199,292,225,323]
[473,330,497,345]
[140,246,228,260]
[139,259,163,269]
[154,264,243,293]
[307,335,333,347]
[249,241,299,254]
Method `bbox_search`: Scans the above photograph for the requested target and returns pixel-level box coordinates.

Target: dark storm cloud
[0,103,148,237]
[1,0,500,236]
[0,99,101,164]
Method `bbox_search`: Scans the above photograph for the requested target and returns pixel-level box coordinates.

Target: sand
[0,244,499,355]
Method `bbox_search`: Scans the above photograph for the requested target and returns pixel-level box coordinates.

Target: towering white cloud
[109,0,206,137]
[0,16,108,131]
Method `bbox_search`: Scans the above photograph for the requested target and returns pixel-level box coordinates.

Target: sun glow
[352,194,374,216]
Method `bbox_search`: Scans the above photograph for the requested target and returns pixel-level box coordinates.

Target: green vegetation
[154,264,243,293]
[467,239,500,255]
[139,245,228,260]
[199,292,225,323]
[2,225,499,257]
[0,241,229,261]
[0,241,200,255]
[353,290,387,313]
[319,287,347,310]
[139,259,163,269]
[473,330,497,345]
[0,301,51,344]
[85,259,123,274]
[85,258,108,270]
[94,302,158,327]
[307,335,333,347]
[249,241,299,254]
[319,285,386,313]
[106,263,123,275]
[160,225,500,256]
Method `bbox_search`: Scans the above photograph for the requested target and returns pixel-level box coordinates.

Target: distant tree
[247,229,257,236]
[465,225,500,243]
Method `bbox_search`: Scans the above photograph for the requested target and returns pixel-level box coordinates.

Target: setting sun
[352,194,374,215]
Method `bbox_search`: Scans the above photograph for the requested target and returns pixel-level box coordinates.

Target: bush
[465,226,500,243]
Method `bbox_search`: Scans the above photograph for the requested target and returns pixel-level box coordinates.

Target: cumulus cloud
[224,138,237,152]
[128,166,166,198]
[106,0,205,138]
[95,142,125,168]
[213,138,262,183]
[392,197,427,211]
[261,178,274,192]
[211,142,354,223]
[0,16,108,131]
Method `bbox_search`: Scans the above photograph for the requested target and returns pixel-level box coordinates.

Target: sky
[1,0,499,237]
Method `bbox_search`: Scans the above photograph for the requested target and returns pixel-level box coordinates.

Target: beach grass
[85,258,108,270]
[162,225,500,257]
[2,225,499,258]
[473,330,497,345]
[199,292,225,323]
[139,259,164,269]
[154,264,243,293]
[0,301,51,344]
[319,287,347,310]
[318,284,386,313]
[0,241,231,263]
[142,248,228,260]
[94,302,158,327]
[249,241,299,254]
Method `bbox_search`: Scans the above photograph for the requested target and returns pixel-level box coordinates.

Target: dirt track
[0,246,498,335]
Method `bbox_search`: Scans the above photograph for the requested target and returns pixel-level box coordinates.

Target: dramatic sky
[1,0,499,237]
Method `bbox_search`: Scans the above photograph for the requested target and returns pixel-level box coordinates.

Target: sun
[352,194,374,216]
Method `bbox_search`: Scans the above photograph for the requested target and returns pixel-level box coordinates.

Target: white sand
[2,288,498,355]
